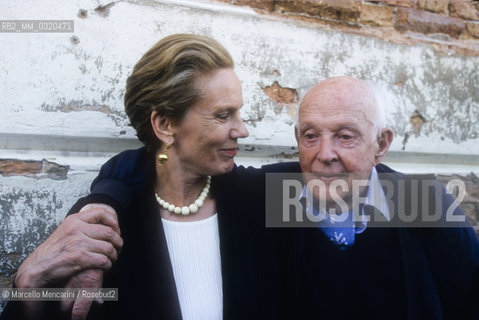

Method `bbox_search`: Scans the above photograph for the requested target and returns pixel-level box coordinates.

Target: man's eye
[339,135,353,141]
[303,133,317,140]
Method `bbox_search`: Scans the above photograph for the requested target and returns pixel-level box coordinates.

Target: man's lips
[309,173,347,182]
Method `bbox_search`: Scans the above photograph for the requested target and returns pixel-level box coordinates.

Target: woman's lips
[220,148,237,157]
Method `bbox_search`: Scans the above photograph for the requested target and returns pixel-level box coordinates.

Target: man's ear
[151,111,174,145]
[375,128,393,165]
[294,125,300,144]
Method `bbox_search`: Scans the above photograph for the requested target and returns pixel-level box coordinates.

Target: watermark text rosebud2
[265,173,468,228]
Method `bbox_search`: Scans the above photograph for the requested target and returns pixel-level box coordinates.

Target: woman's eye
[217,113,229,120]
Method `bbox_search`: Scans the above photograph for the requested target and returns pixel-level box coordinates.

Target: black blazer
[260,161,479,320]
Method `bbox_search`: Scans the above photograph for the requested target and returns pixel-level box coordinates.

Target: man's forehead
[298,112,366,131]
[299,79,375,119]
[299,98,372,119]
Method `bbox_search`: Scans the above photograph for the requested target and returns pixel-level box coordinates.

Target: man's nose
[315,138,338,163]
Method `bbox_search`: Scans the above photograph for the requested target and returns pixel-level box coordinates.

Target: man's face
[296,78,384,207]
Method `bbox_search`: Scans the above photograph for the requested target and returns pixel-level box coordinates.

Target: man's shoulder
[104,147,149,169]
[261,161,301,173]
[225,161,301,178]
[95,147,153,188]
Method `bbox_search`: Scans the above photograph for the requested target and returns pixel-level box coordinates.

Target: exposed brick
[276,0,361,24]
[0,160,41,175]
[382,0,417,8]
[263,81,297,104]
[263,81,298,119]
[449,0,479,21]
[463,21,479,39]
[0,159,69,180]
[320,0,361,23]
[417,0,449,14]
[235,0,276,12]
[360,3,395,26]
[276,0,317,16]
[395,8,465,38]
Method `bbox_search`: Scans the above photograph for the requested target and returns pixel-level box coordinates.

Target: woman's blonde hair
[124,34,234,151]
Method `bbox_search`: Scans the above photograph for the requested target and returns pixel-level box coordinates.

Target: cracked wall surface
[0,0,478,313]
[0,0,477,152]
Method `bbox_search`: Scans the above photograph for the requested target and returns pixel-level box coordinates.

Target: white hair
[365,81,387,141]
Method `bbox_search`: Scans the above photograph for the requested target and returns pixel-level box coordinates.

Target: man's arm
[86,147,151,209]
[1,205,122,320]
[1,148,152,320]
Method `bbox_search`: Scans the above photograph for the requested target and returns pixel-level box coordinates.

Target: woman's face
[171,68,249,176]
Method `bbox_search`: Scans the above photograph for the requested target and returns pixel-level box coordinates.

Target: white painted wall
[1,0,478,166]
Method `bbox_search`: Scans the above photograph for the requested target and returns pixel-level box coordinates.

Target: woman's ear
[151,111,174,145]
[374,128,394,165]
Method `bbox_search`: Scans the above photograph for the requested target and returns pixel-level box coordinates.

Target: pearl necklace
[155,176,211,215]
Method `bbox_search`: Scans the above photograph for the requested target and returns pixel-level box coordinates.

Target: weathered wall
[0,0,478,313]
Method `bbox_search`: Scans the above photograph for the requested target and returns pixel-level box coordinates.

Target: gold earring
[158,143,171,166]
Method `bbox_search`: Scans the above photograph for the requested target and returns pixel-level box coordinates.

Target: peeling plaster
[94,2,116,18]
[410,110,426,133]
[78,9,88,19]
[41,100,112,114]
[0,159,69,180]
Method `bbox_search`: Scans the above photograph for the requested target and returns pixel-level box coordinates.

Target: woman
[3,34,284,320]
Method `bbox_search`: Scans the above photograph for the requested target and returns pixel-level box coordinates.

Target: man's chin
[302,188,353,213]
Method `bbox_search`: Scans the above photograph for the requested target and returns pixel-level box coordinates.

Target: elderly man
[263,77,479,319]
[4,77,477,319]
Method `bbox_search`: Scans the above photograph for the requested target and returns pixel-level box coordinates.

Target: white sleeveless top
[161,214,223,320]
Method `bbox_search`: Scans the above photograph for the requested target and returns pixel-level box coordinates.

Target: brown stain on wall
[410,110,426,132]
[263,81,299,119]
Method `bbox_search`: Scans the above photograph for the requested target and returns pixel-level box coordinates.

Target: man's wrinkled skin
[14,204,121,320]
